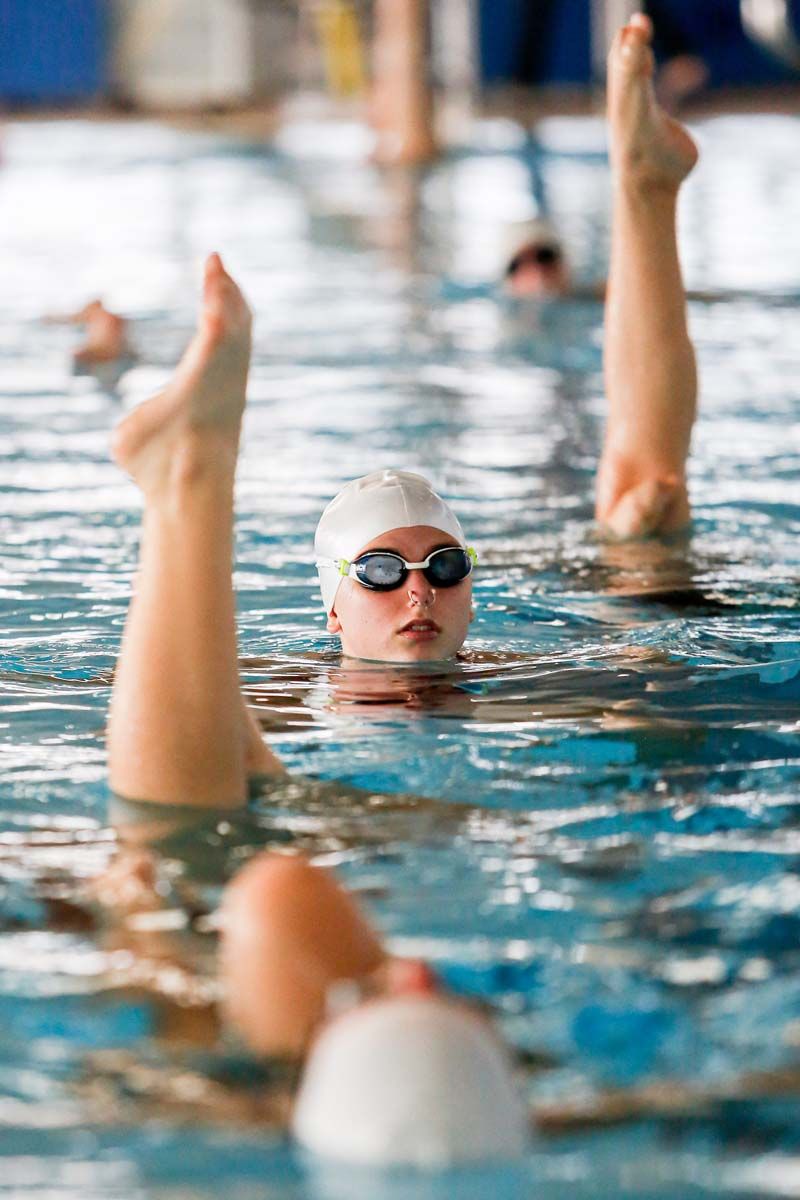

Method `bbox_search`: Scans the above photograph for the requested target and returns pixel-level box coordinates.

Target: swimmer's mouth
[398,619,441,637]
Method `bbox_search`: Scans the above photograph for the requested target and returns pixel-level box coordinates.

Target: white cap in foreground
[292,996,528,1168]
[314,470,465,616]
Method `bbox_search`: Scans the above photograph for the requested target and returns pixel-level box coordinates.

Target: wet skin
[326,524,474,663]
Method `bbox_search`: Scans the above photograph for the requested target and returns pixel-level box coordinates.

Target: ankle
[172,429,239,487]
[612,176,680,221]
[612,169,681,202]
[138,430,238,509]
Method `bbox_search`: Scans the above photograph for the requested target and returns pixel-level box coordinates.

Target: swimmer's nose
[407,570,435,607]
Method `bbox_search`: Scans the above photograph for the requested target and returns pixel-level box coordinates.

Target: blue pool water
[1,113,800,1197]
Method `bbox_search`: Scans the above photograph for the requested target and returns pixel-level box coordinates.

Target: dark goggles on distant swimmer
[319,546,477,592]
[506,243,562,275]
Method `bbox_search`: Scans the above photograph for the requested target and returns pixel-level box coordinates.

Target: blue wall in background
[479,0,591,85]
[647,0,796,88]
[0,0,106,103]
[0,0,796,105]
[478,0,798,87]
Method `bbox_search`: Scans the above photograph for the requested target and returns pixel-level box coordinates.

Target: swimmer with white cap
[220,851,529,1167]
[104,11,700,1168]
[503,217,573,299]
[315,468,476,662]
[108,4,698,777]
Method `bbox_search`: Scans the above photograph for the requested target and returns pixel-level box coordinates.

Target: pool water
[1,112,800,1198]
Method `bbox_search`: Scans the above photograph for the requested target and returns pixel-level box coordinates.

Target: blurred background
[0,0,798,121]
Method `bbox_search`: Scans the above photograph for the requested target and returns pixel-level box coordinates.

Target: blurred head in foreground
[293,994,528,1167]
[220,854,528,1169]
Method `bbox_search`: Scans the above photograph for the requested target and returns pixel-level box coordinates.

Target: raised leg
[220,851,442,1058]
[107,254,282,807]
[220,853,386,1056]
[596,13,699,539]
[370,0,438,165]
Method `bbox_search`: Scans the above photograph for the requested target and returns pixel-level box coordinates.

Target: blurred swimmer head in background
[315,469,476,663]
[504,218,570,299]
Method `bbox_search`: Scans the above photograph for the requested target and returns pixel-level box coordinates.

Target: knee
[223,852,343,936]
[226,851,316,905]
[221,850,384,980]
[219,852,385,1057]
[598,476,688,539]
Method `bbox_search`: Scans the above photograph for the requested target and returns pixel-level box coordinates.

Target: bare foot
[607,13,698,190]
[73,301,130,366]
[111,253,251,495]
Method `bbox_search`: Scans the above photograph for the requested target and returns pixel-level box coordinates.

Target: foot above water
[607,12,699,189]
[112,253,252,493]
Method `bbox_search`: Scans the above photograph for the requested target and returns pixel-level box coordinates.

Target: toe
[629,12,653,37]
[203,252,246,313]
[203,253,234,304]
[206,251,225,276]
[612,16,655,76]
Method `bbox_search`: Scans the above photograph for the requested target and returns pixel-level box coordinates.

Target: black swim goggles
[506,243,562,276]
[320,545,477,592]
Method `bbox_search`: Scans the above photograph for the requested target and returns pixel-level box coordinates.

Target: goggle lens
[354,554,405,589]
[507,243,561,275]
[426,547,473,585]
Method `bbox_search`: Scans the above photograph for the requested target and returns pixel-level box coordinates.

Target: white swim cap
[292,996,528,1168]
[504,217,562,269]
[314,470,466,615]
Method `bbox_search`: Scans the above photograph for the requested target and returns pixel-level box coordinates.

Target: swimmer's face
[327,525,474,662]
[505,241,570,299]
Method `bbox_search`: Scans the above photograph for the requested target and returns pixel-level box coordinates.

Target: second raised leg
[597,14,699,539]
